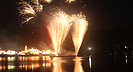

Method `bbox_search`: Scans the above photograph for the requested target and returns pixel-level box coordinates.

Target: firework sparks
[66,0,76,3]
[31,0,43,12]
[22,16,34,24]
[71,13,88,55]
[17,0,36,15]
[47,10,72,56]
[17,0,77,24]
[41,0,53,3]
[17,0,88,56]
[17,0,43,24]
[81,4,87,9]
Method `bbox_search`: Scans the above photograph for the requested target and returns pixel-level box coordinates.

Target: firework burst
[17,0,43,24]
[71,13,88,55]
[17,0,77,24]
[47,10,72,56]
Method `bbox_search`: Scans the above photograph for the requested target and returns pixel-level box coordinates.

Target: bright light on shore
[88,47,91,50]
[125,46,128,49]
[7,50,16,55]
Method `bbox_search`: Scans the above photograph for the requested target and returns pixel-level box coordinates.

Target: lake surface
[0,54,133,72]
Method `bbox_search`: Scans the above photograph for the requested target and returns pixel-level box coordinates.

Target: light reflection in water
[8,57,15,70]
[0,57,16,70]
[125,55,127,64]
[42,62,51,69]
[19,56,51,71]
[42,56,51,61]
[0,57,5,61]
[42,56,51,69]
[8,57,15,61]
[53,57,62,72]
[19,62,40,70]
[19,56,39,61]
[89,55,92,68]
[8,65,15,70]
[0,55,132,72]
[0,65,5,71]
[74,57,84,72]
[0,56,88,72]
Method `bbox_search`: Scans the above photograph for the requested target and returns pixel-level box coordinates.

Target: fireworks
[71,13,88,55]
[47,11,88,56]
[17,0,88,56]
[47,10,72,56]
[17,0,78,24]
[17,0,43,24]
[40,0,53,3]
[66,0,76,3]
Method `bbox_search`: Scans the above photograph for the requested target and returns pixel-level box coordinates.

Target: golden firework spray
[71,13,88,55]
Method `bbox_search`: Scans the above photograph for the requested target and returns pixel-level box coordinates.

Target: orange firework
[47,10,72,56]
[71,13,88,55]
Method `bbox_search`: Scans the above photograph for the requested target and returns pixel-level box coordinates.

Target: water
[0,55,133,72]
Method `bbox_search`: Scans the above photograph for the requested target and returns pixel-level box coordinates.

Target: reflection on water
[125,55,127,64]
[18,56,51,71]
[0,54,132,72]
[52,57,62,72]
[0,56,87,72]
[73,57,84,72]
[89,55,91,68]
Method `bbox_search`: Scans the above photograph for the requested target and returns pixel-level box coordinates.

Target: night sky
[0,0,132,51]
